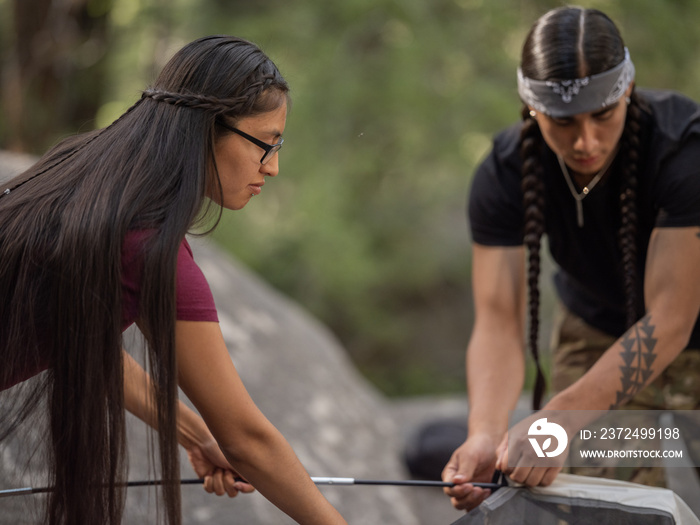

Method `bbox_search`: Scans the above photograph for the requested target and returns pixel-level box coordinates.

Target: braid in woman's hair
[141,89,244,115]
[520,106,547,410]
[618,92,642,328]
[141,74,279,116]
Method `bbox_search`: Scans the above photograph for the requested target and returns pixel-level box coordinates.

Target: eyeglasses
[216,120,284,165]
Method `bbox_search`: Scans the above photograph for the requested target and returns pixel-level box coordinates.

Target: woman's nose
[261,153,280,177]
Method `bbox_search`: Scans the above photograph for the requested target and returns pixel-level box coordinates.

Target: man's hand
[495,414,563,487]
[441,433,499,511]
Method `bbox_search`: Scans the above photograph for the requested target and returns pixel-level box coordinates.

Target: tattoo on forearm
[611,314,658,409]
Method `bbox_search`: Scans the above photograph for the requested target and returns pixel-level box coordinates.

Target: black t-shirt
[468,89,700,346]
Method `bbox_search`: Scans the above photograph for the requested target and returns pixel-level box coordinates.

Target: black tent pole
[0,476,507,498]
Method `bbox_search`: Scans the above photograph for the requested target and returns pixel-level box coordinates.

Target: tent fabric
[449,474,700,525]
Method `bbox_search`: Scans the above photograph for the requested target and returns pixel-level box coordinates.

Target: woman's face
[531,85,633,177]
[211,101,287,210]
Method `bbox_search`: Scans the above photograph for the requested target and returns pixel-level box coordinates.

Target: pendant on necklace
[574,186,595,227]
[575,200,584,228]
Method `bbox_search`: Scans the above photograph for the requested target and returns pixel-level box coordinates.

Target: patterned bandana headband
[517,48,635,118]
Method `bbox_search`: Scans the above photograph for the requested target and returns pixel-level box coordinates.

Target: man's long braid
[618,93,642,328]
[520,107,547,410]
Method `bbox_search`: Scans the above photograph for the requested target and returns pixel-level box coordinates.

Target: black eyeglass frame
[216,120,284,165]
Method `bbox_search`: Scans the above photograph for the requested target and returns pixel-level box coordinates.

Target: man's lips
[571,155,599,167]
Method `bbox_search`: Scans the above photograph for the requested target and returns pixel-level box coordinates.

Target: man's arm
[548,227,700,410]
[443,244,527,510]
[502,226,700,486]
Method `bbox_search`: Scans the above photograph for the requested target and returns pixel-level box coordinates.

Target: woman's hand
[122,349,254,498]
[185,438,255,497]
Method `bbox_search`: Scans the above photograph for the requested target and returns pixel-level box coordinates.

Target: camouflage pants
[550,303,700,488]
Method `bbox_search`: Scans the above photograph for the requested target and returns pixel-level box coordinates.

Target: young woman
[442,7,700,511]
[0,36,347,525]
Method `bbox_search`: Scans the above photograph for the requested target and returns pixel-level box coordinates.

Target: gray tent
[451,474,700,525]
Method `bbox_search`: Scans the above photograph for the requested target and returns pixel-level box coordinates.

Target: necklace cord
[557,147,619,227]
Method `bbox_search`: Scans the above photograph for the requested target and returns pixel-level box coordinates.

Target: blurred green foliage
[2,0,700,396]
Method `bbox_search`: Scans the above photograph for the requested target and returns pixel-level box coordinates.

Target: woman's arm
[502,226,700,485]
[174,320,347,525]
[123,350,251,496]
[443,243,527,510]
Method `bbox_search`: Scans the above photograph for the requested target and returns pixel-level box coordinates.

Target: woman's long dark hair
[518,8,643,409]
[0,35,288,525]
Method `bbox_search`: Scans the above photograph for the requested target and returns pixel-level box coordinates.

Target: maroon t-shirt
[121,232,219,329]
[2,233,218,390]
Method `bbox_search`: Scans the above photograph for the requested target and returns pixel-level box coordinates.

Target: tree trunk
[2,0,110,153]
